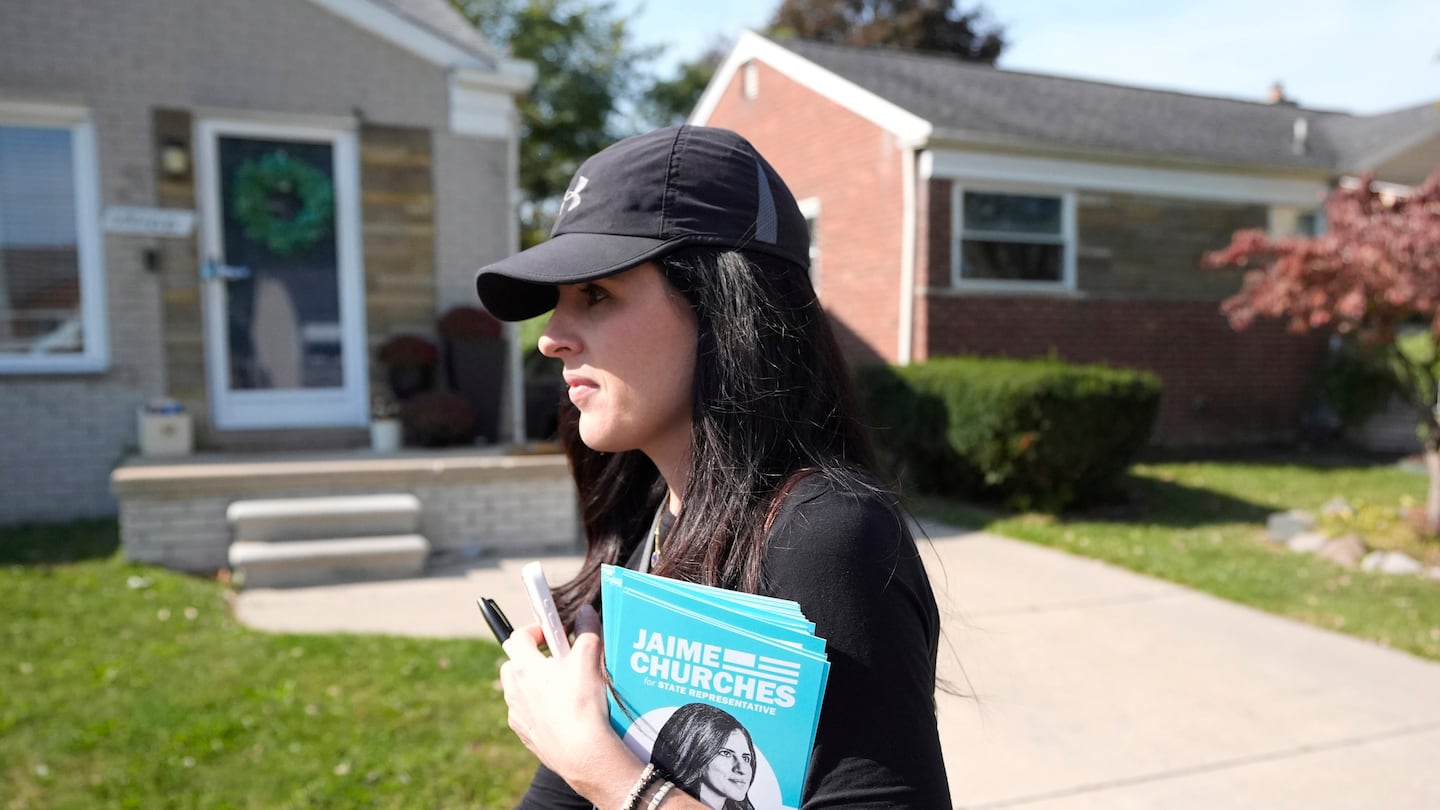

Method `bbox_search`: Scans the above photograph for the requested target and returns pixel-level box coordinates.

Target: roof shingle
[778,37,1439,172]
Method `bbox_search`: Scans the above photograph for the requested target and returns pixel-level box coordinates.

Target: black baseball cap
[475,125,810,321]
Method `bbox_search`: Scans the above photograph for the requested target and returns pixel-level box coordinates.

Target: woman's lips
[565,376,598,405]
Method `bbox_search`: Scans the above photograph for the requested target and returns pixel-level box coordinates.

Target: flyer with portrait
[600,565,830,810]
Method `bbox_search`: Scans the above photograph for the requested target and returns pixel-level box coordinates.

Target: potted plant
[370,392,402,452]
[437,306,503,341]
[437,306,506,443]
[400,390,477,447]
[376,333,439,401]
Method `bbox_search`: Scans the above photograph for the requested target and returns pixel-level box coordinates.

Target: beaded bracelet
[619,763,659,810]
[646,780,675,810]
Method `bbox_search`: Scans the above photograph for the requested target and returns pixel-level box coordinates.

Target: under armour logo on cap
[560,175,589,217]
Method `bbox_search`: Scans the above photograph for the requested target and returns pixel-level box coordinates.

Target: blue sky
[624,0,1439,114]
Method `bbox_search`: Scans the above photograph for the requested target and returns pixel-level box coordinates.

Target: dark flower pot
[388,365,434,401]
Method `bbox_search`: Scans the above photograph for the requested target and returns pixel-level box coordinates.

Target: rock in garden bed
[1268,508,1430,576]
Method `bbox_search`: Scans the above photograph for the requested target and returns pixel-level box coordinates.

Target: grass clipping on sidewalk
[919,459,1440,663]
[0,521,534,810]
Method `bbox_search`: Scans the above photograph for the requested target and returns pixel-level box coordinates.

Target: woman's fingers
[495,603,635,791]
[501,621,547,659]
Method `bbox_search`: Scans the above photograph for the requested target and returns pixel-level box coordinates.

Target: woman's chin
[577,425,624,454]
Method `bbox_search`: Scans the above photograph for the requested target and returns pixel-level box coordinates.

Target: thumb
[575,603,602,636]
[571,604,603,658]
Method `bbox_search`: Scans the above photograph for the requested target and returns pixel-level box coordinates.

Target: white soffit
[306,0,493,70]
[924,149,1331,207]
[691,30,932,146]
[450,62,535,136]
[451,68,529,138]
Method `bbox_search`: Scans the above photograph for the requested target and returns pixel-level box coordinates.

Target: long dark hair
[651,703,757,810]
[551,247,884,620]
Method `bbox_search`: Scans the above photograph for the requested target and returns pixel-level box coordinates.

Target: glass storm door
[197,120,366,429]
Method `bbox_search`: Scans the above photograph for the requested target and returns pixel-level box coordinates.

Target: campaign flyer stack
[600,564,830,810]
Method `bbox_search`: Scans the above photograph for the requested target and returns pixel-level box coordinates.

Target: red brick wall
[705,60,906,364]
[922,295,1329,444]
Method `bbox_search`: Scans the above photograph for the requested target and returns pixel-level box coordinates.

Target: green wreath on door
[232,151,335,256]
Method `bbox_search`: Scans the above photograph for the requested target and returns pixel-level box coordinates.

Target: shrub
[857,356,1161,511]
[1310,340,1396,430]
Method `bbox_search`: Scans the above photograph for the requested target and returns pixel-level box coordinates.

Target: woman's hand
[500,604,643,805]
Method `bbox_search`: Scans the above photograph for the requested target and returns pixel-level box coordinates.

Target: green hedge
[857,356,1162,511]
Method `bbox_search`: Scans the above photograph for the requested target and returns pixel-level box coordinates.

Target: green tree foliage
[452,0,657,246]
[768,0,1005,63]
[639,39,729,128]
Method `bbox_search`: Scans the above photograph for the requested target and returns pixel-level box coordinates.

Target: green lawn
[0,522,534,810]
[917,458,1440,662]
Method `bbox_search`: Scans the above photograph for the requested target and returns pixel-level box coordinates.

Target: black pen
[477,597,513,644]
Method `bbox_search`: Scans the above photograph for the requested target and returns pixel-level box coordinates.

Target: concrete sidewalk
[235,524,1440,809]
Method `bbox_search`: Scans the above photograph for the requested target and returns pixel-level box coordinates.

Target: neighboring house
[0,0,534,524]
[694,32,1440,445]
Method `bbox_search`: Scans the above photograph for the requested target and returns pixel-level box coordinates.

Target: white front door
[196,118,367,429]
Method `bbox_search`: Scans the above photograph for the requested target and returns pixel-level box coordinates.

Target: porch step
[227,494,421,543]
[226,494,430,588]
[229,535,429,589]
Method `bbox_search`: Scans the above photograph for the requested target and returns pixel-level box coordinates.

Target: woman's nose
[537,315,575,358]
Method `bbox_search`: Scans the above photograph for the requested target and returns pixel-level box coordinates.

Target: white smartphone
[520,561,571,657]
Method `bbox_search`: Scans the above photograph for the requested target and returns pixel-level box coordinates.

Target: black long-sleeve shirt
[514,473,952,809]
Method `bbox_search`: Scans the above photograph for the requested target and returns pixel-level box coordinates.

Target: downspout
[898,144,919,365]
[505,110,526,445]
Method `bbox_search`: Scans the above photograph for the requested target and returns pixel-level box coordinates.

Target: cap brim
[475,232,681,321]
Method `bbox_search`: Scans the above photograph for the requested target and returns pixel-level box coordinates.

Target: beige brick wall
[1076,191,1263,300]
[434,131,512,314]
[0,0,515,523]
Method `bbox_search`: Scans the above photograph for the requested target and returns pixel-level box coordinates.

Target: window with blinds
[0,104,104,372]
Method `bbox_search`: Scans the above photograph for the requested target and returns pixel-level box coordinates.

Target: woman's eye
[580,284,609,305]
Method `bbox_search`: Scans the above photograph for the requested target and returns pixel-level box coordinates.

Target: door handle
[201,257,251,281]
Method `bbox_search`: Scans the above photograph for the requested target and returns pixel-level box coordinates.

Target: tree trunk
[1426,446,1440,537]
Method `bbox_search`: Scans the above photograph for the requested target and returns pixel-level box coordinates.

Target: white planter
[370,419,401,453]
[137,407,193,457]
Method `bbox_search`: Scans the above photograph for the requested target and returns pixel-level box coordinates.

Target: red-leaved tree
[1203,170,1440,532]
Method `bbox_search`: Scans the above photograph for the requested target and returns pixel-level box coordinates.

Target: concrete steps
[226,494,430,588]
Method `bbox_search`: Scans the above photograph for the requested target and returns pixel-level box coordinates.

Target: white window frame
[950,183,1077,294]
[0,101,107,374]
[798,196,821,294]
[1268,204,1324,238]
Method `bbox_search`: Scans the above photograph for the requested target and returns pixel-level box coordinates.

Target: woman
[485,125,950,809]
[651,704,757,810]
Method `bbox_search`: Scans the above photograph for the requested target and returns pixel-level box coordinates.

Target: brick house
[0,0,536,525]
[693,33,1440,445]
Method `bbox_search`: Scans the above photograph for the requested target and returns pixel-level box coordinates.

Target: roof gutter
[925,126,1339,179]
[898,140,923,366]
